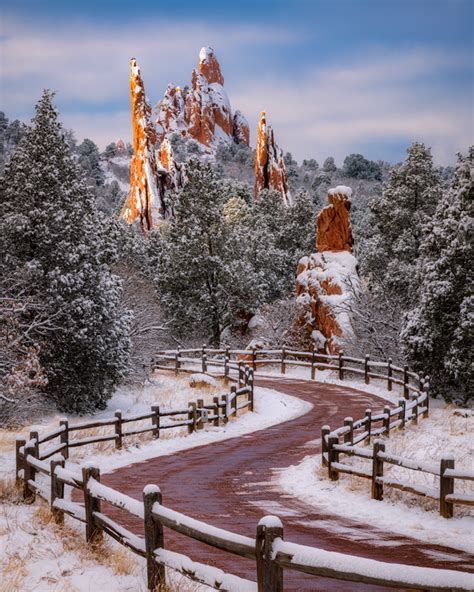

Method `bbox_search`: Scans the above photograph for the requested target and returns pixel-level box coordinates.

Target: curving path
[77,377,474,591]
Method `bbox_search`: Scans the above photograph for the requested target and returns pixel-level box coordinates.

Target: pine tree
[401,147,473,403]
[364,142,442,307]
[78,138,104,186]
[0,91,131,414]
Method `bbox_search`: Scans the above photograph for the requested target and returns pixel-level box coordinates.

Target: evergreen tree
[0,91,131,413]
[78,138,104,186]
[280,189,316,261]
[364,142,441,307]
[323,156,337,173]
[401,147,473,403]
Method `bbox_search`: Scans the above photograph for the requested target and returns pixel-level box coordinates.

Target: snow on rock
[155,46,249,150]
[254,111,292,206]
[296,187,358,353]
[189,373,218,389]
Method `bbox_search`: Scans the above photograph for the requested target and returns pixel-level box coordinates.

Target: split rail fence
[14,347,473,591]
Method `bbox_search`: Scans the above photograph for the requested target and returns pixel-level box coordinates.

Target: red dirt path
[77,377,474,591]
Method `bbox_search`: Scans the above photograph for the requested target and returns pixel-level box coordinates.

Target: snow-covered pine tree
[364,142,442,308]
[0,91,131,414]
[401,147,473,403]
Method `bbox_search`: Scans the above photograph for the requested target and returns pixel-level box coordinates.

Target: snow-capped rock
[155,47,249,150]
[254,111,291,206]
[296,187,358,353]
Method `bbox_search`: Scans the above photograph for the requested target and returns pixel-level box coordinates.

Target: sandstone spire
[295,186,358,353]
[123,58,163,232]
[254,112,291,206]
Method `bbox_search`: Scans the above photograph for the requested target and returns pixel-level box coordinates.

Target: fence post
[328,434,339,481]
[311,346,316,380]
[338,351,344,381]
[238,361,244,388]
[344,417,353,445]
[387,358,393,391]
[398,399,406,428]
[423,378,430,418]
[371,441,385,500]
[403,365,409,399]
[202,354,207,373]
[280,346,286,375]
[59,419,69,460]
[82,464,102,543]
[197,399,204,430]
[252,346,257,372]
[23,440,36,502]
[187,402,197,434]
[15,437,26,487]
[174,351,179,375]
[29,430,39,488]
[248,369,255,412]
[114,410,123,450]
[321,425,330,467]
[364,355,370,384]
[440,456,455,519]
[256,516,284,592]
[224,354,229,382]
[222,394,229,424]
[151,404,160,439]
[230,386,237,418]
[365,409,372,444]
[383,405,391,437]
[143,485,165,590]
[50,456,65,525]
[213,396,220,426]
[410,393,419,425]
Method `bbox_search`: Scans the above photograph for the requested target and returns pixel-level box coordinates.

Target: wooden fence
[14,347,473,591]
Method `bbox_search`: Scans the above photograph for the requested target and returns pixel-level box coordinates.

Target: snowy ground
[0,373,310,592]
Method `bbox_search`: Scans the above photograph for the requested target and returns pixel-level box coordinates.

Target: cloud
[1,16,471,164]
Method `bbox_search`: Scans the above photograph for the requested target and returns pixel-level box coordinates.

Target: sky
[1,0,473,164]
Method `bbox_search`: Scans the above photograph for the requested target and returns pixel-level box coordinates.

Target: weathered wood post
[383,406,391,437]
[230,386,237,418]
[398,399,406,428]
[256,516,284,592]
[371,440,385,500]
[197,399,204,430]
[440,456,455,518]
[114,410,123,450]
[252,346,257,372]
[82,464,102,543]
[188,402,197,434]
[248,369,255,412]
[280,346,286,375]
[202,354,208,373]
[50,456,65,525]
[311,346,316,380]
[23,440,36,502]
[387,358,393,391]
[338,351,344,381]
[365,409,372,444]
[403,365,409,399]
[174,350,180,375]
[364,355,370,384]
[238,361,244,388]
[151,405,160,439]
[59,419,69,460]
[328,434,339,481]
[143,485,165,590]
[344,417,354,445]
[321,425,330,467]
[222,394,229,424]
[213,396,220,426]
[224,354,229,382]
[15,437,26,487]
[410,393,419,425]
[29,430,39,486]
[423,377,430,418]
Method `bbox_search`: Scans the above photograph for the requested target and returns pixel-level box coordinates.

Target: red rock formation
[254,112,291,206]
[155,47,249,149]
[316,187,353,252]
[295,186,358,353]
[115,138,126,153]
[123,58,163,232]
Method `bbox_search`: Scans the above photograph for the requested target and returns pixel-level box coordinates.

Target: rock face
[254,112,291,206]
[155,47,249,150]
[123,58,163,232]
[296,186,358,353]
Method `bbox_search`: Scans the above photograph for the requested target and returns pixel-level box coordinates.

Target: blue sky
[1,0,473,164]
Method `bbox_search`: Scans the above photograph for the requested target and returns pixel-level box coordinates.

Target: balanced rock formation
[296,186,358,353]
[123,58,162,232]
[155,47,249,150]
[254,112,291,206]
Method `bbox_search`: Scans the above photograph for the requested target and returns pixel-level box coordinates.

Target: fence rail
[14,347,473,591]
